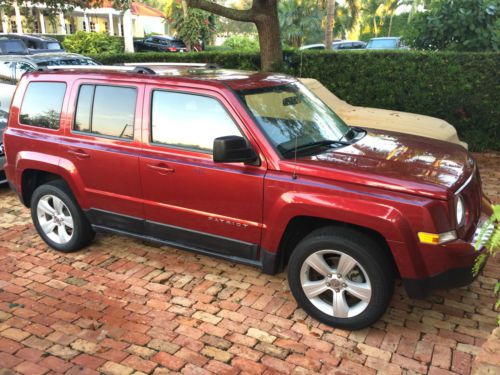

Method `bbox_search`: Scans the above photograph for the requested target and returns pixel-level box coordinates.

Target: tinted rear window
[1,40,26,54]
[46,42,62,50]
[19,82,66,129]
[74,84,136,139]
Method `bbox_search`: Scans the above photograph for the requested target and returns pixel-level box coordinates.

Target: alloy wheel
[36,194,74,245]
[299,249,372,318]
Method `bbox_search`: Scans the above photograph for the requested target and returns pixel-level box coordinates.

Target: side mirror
[213,136,258,164]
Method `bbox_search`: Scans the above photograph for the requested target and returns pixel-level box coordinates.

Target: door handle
[68,149,90,159]
[147,163,175,174]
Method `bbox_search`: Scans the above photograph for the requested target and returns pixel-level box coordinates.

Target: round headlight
[456,195,465,226]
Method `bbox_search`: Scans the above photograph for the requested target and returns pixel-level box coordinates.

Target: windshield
[367,39,398,49]
[238,82,350,157]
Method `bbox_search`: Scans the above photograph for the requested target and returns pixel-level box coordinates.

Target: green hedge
[90,50,500,151]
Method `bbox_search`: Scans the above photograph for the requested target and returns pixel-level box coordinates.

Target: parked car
[332,41,366,50]
[366,37,409,50]
[0,34,64,53]
[134,36,187,53]
[0,37,28,55]
[0,53,99,84]
[300,78,467,148]
[3,66,492,329]
[300,40,365,51]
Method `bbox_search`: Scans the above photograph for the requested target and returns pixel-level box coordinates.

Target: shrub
[221,35,259,51]
[405,0,499,51]
[90,50,500,151]
[62,31,123,54]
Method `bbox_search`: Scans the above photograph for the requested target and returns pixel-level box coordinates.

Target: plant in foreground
[473,204,500,325]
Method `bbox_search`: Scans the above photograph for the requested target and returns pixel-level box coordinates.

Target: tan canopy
[300,78,467,149]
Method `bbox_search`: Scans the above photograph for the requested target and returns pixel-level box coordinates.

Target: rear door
[62,79,145,230]
[139,84,266,261]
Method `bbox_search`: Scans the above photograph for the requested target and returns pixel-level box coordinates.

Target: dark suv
[134,36,188,52]
[0,34,64,53]
[2,65,493,329]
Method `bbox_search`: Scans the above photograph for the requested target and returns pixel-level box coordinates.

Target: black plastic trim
[86,208,263,263]
[402,264,480,299]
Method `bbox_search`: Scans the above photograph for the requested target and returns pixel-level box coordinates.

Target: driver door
[139,85,266,261]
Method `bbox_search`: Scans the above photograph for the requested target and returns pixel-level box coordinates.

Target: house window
[90,21,95,32]
[69,23,75,34]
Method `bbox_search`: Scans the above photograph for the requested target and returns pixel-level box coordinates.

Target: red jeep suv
[2,66,493,329]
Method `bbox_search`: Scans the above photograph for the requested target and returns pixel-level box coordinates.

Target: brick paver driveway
[0,153,499,375]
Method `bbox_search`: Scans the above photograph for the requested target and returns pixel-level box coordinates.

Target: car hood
[291,129,474,200]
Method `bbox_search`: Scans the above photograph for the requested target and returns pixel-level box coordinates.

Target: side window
[151,91,242,153]
[74,84,136,139]
[19,82,66,129]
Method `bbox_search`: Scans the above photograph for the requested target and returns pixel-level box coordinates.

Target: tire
[30,180,95,253]
[288,226,394,330]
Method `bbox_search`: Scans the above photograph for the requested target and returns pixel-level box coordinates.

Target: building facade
[0,2,167,40]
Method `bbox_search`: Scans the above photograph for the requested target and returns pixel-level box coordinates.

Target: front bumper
[402,258,483,299]
[402,198,494,299]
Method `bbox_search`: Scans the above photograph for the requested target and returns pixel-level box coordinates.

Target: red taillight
[168,47,177,52]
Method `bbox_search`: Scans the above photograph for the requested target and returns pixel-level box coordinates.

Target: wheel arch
[15,153,87,209]
[272,215,400,278]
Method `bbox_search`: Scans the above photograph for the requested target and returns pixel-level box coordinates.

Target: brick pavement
[0,152,498,375]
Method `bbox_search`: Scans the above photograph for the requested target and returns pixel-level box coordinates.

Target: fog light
[418,230,457,245]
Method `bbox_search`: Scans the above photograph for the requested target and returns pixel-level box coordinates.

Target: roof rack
[38,65,157,74]
[122,62,220,70]
[36,62,220,75]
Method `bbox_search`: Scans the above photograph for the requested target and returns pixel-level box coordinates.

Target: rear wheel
[31,180,95,252]
[288,226,394,330]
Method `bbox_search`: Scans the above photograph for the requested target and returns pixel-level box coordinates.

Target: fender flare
[15,151,88,209]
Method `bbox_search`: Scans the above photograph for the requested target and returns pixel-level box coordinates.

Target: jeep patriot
[2,66,493,329]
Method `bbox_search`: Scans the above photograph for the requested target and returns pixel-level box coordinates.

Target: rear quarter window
[19,82,66,129]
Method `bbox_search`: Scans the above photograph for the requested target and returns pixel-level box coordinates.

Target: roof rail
[37,65,157,74]
[122,62,220,70]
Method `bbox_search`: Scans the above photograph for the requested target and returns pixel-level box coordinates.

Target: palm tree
[384,0,401,36]
[279,0,324,48]
[324,0,361,49]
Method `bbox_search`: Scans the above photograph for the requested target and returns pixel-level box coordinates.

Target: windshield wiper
[281,139,351,158]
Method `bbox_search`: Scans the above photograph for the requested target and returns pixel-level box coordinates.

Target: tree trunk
[324,0,335,50]
[388,12,394,36]
[255,5,282,71]
[373,17,378,37]
[181,0,192,52]
[188,0,282,71]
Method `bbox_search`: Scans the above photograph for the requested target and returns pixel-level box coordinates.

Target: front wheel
[288,227,394,330]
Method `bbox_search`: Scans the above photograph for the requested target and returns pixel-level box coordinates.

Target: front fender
[261,175,432,279]
[15,151,88,208]
[262,191,414,250]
